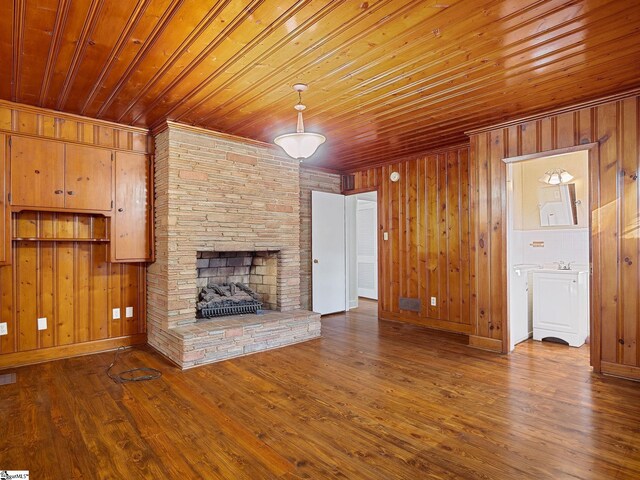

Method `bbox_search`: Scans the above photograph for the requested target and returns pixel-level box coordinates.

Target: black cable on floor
[106,346,162,383]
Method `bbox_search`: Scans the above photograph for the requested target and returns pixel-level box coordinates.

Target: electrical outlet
[126,306,134,318]
[430,297,437,306]
[37,317,47,330]
[0,323,7,336]
[112,308,121,320]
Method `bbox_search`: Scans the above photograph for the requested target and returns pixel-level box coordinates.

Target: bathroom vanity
[532,268,589,347]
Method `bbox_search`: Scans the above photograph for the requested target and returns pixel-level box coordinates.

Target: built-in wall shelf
[12,237,110,243]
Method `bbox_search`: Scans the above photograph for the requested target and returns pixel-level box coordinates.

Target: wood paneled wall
[348,94,640,380]
[0,101,151,368]
[468,95,640,378]
[0,213,146,363]
[347,146,473,333]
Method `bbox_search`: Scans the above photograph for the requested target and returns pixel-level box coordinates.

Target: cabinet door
[0,134,8,265]
[112,152,152,262]
[65,144,112,211]
[10,136,65,208]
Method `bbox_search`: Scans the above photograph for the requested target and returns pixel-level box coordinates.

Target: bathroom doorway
[505,149,591,359]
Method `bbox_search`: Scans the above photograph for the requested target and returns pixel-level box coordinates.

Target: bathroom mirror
[538,183,578,227]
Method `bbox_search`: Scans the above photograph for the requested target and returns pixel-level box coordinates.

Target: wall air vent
[399,297,421,312]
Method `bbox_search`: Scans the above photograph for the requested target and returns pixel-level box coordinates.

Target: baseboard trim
[601,361,640,382]
[379,311,473,334]
[0,334,147,370]
[468,335,503,352]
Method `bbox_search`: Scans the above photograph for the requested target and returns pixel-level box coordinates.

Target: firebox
[195,251,278,318]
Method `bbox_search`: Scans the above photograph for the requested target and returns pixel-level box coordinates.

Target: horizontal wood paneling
[347,146,472,333]
[0,212,146,359]
[469,95,640,373]
[1,1,640,170]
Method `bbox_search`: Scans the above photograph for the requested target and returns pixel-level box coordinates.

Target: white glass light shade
[274,132,326,159]
[559,170,574,183]
[539,168,573,185]
[538,172,551,184]
[548,172,561,185]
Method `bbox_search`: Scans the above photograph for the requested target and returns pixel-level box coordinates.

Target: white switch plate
[126,306,134,318]
[430,297,437,306]
[0,323,7,335]
[37,317,47,330]
[383,232,389,241]
[112,308,121,320]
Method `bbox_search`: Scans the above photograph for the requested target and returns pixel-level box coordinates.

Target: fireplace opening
[196,251,278,319]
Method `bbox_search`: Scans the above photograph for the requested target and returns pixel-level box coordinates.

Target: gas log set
[196,283,263,318]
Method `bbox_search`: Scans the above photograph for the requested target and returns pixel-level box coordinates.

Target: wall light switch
[112,308,121,320]
[383,232,389,241]
[430,297,437,306]
[37,317,47,330]
[0,323,7,336]
[126,306,134,318]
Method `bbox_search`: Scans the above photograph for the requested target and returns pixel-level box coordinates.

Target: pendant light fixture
[539,168,574,185]
[274,83,325,160]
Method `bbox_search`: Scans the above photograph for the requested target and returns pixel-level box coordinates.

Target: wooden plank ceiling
[1,0,639,172]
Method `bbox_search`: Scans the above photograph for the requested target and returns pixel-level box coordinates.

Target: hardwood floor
[1,301,639,479]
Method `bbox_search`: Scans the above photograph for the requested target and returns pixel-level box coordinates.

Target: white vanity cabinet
[532,269,589,347]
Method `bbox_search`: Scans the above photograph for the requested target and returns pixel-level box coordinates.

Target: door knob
[313,259,319,264]
[54,189,63,194]
[67,191,76,196]
[118,208,124,212]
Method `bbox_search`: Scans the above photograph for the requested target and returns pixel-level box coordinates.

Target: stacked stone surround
[298,167,342,310]
[147,122,320,367]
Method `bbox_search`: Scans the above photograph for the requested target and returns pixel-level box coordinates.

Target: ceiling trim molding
[465,87,640,136]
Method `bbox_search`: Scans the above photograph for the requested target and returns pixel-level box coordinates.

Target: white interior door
[312,191,346,314]
[357,199,378,299]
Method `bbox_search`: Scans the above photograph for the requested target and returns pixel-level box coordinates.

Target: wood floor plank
[0,299,639,479]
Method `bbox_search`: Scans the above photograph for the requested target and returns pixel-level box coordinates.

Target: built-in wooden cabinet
[112,151,153,262]
[0,133,8,265]
[10,137,112,212]
[7,135,153,264]
[64,144,113,211]
[10,136,65,209]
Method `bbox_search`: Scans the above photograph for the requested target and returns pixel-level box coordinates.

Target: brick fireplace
[147,122,320,368]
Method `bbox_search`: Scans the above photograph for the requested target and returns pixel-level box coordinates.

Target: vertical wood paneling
[620,98,638,366]
[0,133,7,265]
[348,146,472,333]
[597,103,620,363]
[0,212,146,354]
[469,94,640,374]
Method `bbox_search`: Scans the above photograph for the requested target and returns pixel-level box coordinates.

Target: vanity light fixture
[539,168,574,185]
[274,83,326,161]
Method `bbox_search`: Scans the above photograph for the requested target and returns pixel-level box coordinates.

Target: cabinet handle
[118,208,124,212]
[54,189,63,194]
[67,191,76,196]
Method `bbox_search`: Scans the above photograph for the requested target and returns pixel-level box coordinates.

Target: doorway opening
[346,191,378,311]
[506,149,591,364]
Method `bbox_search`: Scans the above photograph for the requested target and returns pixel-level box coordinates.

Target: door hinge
[111,152,114,161]
[7,192,11,203]
[8,137,11,147]
[111,200,114,209]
